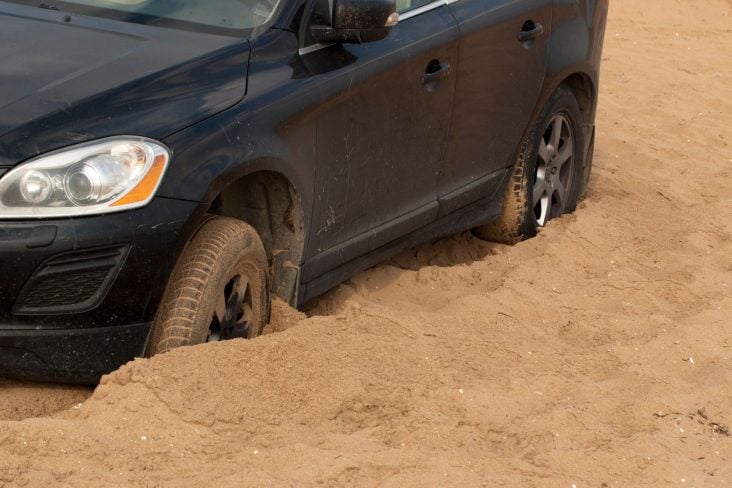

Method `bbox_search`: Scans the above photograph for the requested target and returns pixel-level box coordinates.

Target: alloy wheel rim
[208,273,254,342]
[532,114,575,226]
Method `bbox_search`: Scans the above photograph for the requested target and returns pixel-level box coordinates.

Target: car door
[438,0,553,213]
[303,0,459,277]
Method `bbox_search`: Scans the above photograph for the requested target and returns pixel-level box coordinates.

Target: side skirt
[298,167,511,305]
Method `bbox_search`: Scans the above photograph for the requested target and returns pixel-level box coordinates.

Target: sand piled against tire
[1,0,732,486]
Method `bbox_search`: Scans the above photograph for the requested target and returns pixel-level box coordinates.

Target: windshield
[4,0,283,34]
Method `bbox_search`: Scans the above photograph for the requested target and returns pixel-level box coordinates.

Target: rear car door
[304,1,459,276]
[439,0,553,211]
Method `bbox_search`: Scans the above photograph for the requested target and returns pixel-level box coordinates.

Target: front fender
[542,0,609,120]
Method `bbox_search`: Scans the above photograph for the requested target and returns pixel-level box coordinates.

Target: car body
[0,0,608,382]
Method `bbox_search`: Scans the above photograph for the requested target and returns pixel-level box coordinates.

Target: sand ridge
[1,0,731,485]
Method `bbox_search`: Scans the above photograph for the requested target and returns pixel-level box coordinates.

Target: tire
[474,85,586,244]
[146,216,270,356]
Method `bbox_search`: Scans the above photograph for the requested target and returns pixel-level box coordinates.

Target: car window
[2,0,282,34]
[396,0,437,13]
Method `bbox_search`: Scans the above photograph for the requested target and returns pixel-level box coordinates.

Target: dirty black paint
[0,0,608,382]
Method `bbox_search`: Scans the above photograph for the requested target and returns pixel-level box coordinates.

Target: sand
[1,0,731,485]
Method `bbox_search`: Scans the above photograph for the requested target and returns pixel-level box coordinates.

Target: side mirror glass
[310,0,399,44]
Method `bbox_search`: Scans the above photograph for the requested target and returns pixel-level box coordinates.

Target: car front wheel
[147,216,270,356]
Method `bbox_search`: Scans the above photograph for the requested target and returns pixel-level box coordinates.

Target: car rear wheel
[146,216,270,356]
[474,85,586,244]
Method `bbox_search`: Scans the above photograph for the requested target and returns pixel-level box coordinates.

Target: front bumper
[0,322,150,383]
[0,196,202,383]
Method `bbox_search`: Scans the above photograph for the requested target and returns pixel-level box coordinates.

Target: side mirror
[310,0,399,44]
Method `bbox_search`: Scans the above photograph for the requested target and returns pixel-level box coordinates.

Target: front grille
[13,245,130,315]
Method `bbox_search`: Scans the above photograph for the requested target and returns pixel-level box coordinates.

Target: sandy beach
[1,0,731,486]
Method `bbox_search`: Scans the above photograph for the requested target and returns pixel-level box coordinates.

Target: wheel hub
[208,273,254,342]
[532,114,574,227]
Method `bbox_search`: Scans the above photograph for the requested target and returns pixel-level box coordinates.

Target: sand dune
[1,0,731,485]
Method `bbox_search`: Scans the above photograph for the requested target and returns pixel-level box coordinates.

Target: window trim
[399,0,458,21]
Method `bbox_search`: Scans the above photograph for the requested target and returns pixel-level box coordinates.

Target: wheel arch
[530,67,598,195]
[207,169,306,307]
[559,72,596,127]
[558,71,597,194]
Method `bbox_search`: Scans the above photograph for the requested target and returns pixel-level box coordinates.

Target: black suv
[0,0,608,382]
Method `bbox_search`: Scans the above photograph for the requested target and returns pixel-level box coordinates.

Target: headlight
[0,137,170,218]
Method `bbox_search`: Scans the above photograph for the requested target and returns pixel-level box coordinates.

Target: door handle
[421,61,452,88]
[517,21,544,42]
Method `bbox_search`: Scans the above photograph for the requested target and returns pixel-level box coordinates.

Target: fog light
[19,170,53,204]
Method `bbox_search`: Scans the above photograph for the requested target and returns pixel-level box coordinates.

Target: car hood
[0,3,250,167]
